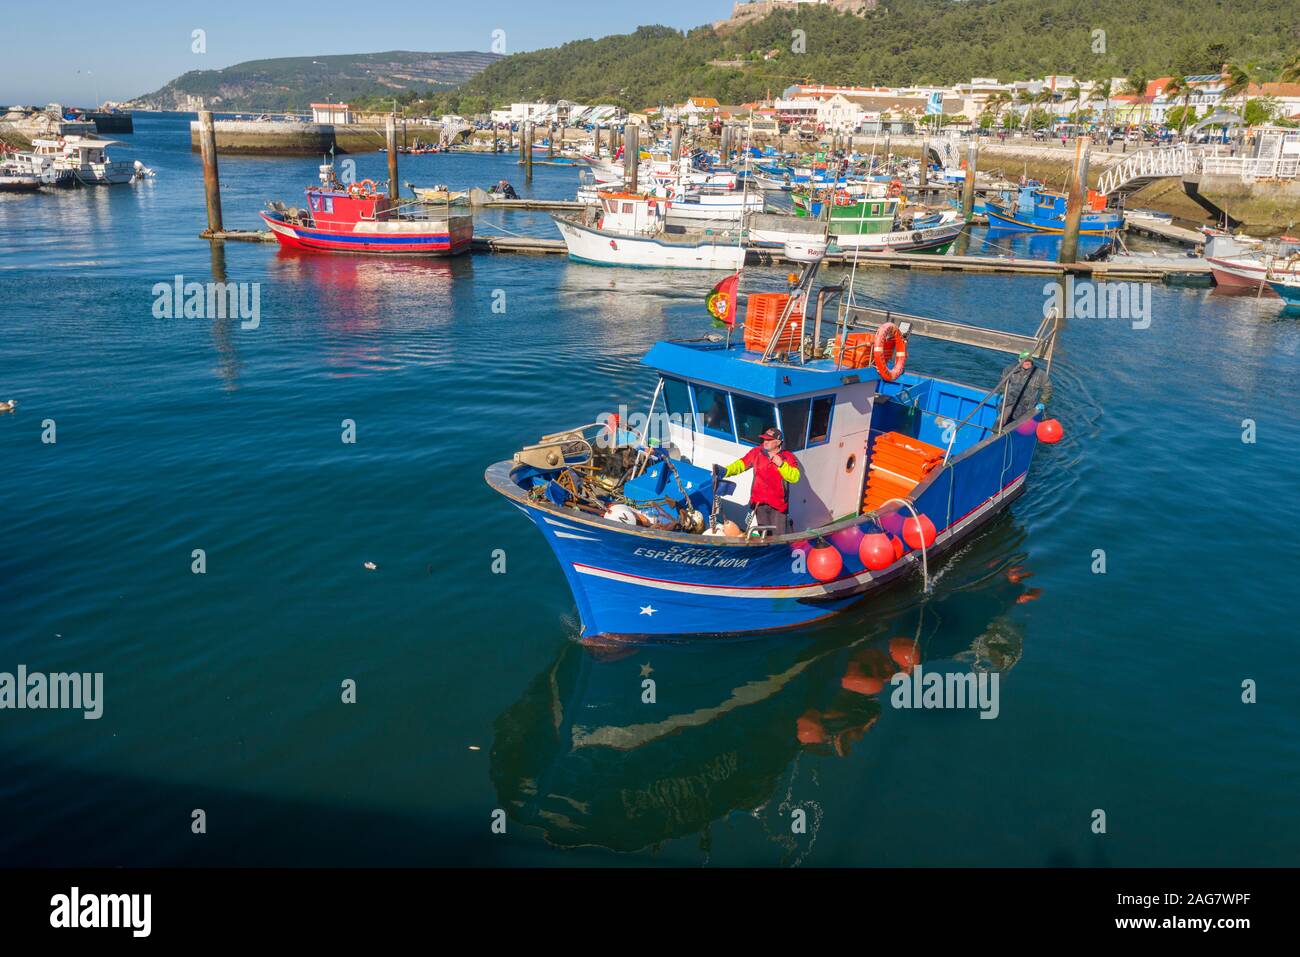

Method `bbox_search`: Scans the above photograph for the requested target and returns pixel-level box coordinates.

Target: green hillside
[126,50,502,112]
[433,0,1299,113]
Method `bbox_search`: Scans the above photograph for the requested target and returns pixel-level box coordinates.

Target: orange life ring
[835,189,853,206]
[873,322,907,381]
[887,178,903,197]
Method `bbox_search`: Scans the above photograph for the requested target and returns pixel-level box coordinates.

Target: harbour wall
[1184,174,1300,232]
[187,119,424,155]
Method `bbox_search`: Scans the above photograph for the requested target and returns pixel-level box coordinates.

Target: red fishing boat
[261,163,472,256]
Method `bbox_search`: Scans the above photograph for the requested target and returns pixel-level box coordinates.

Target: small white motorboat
[554,192,746,270]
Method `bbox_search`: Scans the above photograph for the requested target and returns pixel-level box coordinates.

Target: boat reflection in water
[490,522,1033,859]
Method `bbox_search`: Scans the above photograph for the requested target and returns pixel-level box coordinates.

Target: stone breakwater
[186,119,417,155]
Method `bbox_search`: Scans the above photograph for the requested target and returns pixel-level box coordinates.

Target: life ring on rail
[887,178,903,197]
[873,322,907,381]
[350,179,376,195]
[835,189,853,206]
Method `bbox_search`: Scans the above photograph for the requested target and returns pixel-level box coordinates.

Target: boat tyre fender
[873,322,907,382]
[912,231,923,244]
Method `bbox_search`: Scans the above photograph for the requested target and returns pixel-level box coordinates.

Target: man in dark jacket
[999,351,1053,427]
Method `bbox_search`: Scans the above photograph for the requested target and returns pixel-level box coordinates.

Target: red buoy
[841,667,886,696]
[890,637,919,669]
[796,710,827,744]
[808,544,843,582]
[859,533,895,571]
[902,514,937,550]
[1036,418,1064,444]
[831,524,864,553]
[891,535,906,560]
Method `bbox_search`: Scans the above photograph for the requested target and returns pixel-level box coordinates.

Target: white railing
[1100,144,1300,194]
[1097,145,1202,195]
[1200,153,1300,181]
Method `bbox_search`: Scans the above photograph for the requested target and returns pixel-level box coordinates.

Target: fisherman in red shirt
[713,427,802,536]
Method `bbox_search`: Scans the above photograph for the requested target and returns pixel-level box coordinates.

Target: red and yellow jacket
[724,448,802,512]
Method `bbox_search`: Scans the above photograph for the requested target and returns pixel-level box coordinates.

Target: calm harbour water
[1,112,1297,866]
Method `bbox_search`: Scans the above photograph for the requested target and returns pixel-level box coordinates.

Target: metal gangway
[926,136,963,171]
[1097,144,1206,198]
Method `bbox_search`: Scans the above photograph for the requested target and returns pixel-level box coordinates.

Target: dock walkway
[472,236,1211,281]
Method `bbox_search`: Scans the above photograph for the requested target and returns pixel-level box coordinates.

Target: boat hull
[1266,280,1300,305]
[554,217,746,270]
[260,211,472,256]
[487,421,1039,640]
[831,220,964,253]
[985,204,1122,234]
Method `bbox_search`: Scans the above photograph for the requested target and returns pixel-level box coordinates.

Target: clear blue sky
[2,0,729,105]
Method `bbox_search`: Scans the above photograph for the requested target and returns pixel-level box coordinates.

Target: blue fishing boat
[1266,275,1300,306]
[985,185,1122,234]
[485,257,1063,641]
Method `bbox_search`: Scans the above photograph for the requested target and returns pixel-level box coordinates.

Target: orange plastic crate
[862,432,946,513]
[744,293,803,352]
[832,332,874,369]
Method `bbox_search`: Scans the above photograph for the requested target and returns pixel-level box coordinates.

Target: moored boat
[9,136,136,186]
[1265,272,1300,305]
[260,163,472,256]
[1204,234,1300,293]
[553,191,745,269]
[485,256,1063,640]
[985,185,1122,234]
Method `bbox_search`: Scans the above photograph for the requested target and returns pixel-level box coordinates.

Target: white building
[310,103,353,124]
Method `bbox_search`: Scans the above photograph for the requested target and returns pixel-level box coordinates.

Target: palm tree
[1279,55,1300,84]
[1088,78,1114,140]
[1068,83,1084,132]
[1163,75,1192,138]
[1221,61,1255,138]
[1129,72,1153,127]
[982,91,1010,131]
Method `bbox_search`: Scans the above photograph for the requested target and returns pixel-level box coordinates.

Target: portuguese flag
[706,271,741,326]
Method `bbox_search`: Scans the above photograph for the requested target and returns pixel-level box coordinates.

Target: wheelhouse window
[692,384,734,440]
[732,393,777,446]
[660,376,695,429]
[808,395,835,446]
[778,399,811,452]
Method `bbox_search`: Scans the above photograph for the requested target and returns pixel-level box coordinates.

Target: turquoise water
[1,113,1297,866]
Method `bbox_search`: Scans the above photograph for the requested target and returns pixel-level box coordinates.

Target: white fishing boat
[553,191,746,270]
[12,136,136,186]
[0,158,42,192]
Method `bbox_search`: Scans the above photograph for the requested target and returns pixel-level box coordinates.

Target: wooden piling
[671,123,682,159]
[919,135,929,189]
[524,123,534,183]
[607,124,617,159]
[198,110,224,235]
[548,123,556,158]
[961,142,978,221]
[1058,135,1092,265]
[624,123,639,193]
[386,114,399,198]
